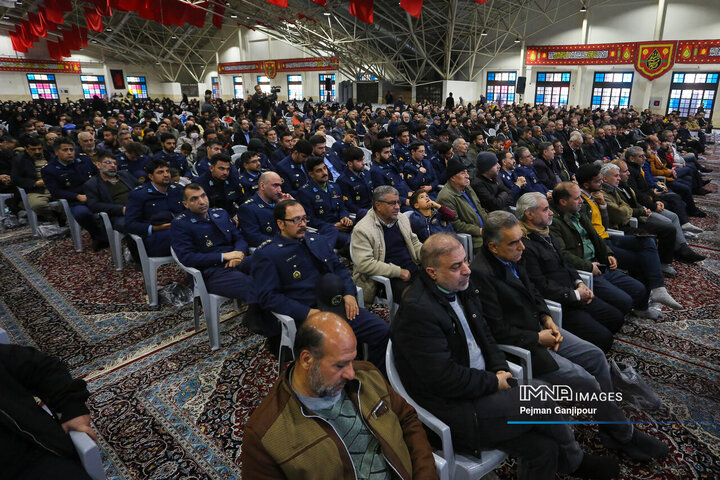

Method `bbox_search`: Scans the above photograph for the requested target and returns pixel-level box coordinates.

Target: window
[211,77,220,98]
[535,72,571,107]
[80,75,107,99]
[667,72,719,118]
[591,72,633,110]
[126,76,148,99]
[233,76,244,99]
[256,75,271,94]
[486,71,517,105]
[287,74,303,100]
[319,73,336,102]
[26,73,59,100]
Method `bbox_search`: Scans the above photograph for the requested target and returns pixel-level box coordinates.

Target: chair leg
[193,297,201,331]
[111,232,123,271]
[27,208,40,237]
[206,297,221,351]
[146,262,159,306]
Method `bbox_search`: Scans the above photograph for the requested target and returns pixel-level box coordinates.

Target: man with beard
[84,152,138,232]
[193,153,242,218]
[11,137,54,221]
[242,312,436,479]
[237,171,293,247]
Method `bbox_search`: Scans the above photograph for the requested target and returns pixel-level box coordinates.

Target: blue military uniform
[276,155,309,196]
[270,147,290,167]
[370,161,411,209]
[251,232,389,368]
[331,140,352,158]
[152,150,190,177]
[499,168,524,200]
[516,165,550,195]
[194,172,243,217]
[124,182,185,257]
[337,168,373,214]
[195,157,241,185]
[238,170,263,202]
[171,207,255,303]
[429,153,448,184]
[403,159,439,199]
[297,181,349,249]
[117,153,151,182]
[392,141,412,163]
[237,193,278,247]
[41,156,104,240]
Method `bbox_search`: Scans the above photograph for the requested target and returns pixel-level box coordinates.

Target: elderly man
[251,200,389,367]
[452,137,474,177]
[471,211,669,464]
[351,185,423,305]
[393,233,618,480]
[242,312,437,479]
[516,192,627,352]
[437,158,487,251]
[563,132,587,174]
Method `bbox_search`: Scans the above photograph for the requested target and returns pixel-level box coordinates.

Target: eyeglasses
[282,216,308,225]
[379,200,401,206]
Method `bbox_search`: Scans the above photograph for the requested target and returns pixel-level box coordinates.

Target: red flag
[85,7,104,31]
[47,39,62,59]
[28,12,47,37]
[137,0,159,21]
[93,0,112,16]
[212,2,225,29]
[161,0,186,27]
[350,0,373,23]
[42,5,65,25]
[312,0,326,5]
[10,32,29,53]
[79,26,88,47]
[399,0,422,17]
[184,2,206,28]
[265,0,288,7]
[59,40,71,57]
[111,0,140,11]
[474,0,487,3]
[48,0,73,12]
[63,25,81,50]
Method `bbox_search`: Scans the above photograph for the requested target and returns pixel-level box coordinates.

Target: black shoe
[601,429,669,462]
[693,188,711,196]
[702,179,711,186]
[91,237,109,252]
[689,209,707,218]
[677,245,706,263]
[265,335,281,358]
[574,453,620,479]
[699,166,713,173]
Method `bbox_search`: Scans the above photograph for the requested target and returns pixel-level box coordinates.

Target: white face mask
[189,132,199,139]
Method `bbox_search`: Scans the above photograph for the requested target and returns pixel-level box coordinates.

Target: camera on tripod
[270,85,281,94]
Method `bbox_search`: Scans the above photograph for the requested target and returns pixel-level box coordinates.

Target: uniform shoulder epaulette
[169,183,180,189]
[243,197,255,204]
[175,212,186,220]
[257,238,274,250]
[132,184,145,191]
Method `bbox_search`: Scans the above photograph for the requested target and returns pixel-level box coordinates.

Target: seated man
[237,150,265,201]
[277,139,312,197]
[533,141,567,190]
[1,343,98,480]
[574,166,681,310]
[84,152,138,232]
[370,139,412,211]
[393,233,618,480]
[124,159,185,257]
[429,141,453,184]
[403,141,438,199]
[152,133,190,179]
[194,153,243,218]
[408,189,456,242]
[498,149,527,204]
[269,131,293,167]
[471,211,669,464]
[516,192,626,352]
[514,146,550,196]
[251,200,389,368]
[42,137,107,250]
[308,134,345,182]
[242,312,436,479]
[116,141,150,182]
[171,184,255,305]
[11,137,54,221]
[337,146,373,217]
[330,128,357,159]
[297,156,353,250]
[237,171,293,247]
[471,151,515,212]
[437,158,486,252]
[351,186,423,305]
[549,181,660,319]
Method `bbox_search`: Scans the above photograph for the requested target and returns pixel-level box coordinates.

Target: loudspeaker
[516,76,526,94]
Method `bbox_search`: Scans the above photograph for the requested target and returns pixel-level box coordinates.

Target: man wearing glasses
[251,199,389,369]
[84,152,138,234]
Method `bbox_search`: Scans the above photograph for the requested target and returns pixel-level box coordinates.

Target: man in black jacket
[0,344,96,479]
[84,152,138,232]
[392,233,618,480]
[516,192,626,352]
[470,211,669,463]
[11,137,54,221]
[471,151,515,211]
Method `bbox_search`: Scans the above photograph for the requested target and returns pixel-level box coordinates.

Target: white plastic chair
[98,212,125,271]
[386,341,510,480]
[359,147,373,166]
[17,187,60,237]
[628,217,638,228]
[578,270,593,291]
[171,247,234,351]
[402,210,473,261]
[231,152,243,164]
[57,199,83,252]
[0,327,8,344]
[232,144,248,155]
[325,135,336,148]
[349,243,399,321]
[129,234,174,306]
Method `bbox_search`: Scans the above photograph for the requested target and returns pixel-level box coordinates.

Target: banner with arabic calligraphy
[676,40,720,64]
[0,57,81,73]
[218,57,339,75]
[526,43,636,65]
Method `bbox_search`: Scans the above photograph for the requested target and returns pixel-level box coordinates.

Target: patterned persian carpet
[0,153,718,479]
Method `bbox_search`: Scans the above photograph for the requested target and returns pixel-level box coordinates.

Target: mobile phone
[597,263,608,273]
[507,377,518,388]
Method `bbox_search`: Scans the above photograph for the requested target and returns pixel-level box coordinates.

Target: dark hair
[293,139,313,155]
[240,150,259,165]
[308,134,325,146]
[409,141,425,153]
[96,151,114,163]
[182,182,203,201]
[24,136,43,148]
[538,141,553,153]
[306,155,326,172]
[210,153,232,166]
[203,129,217,140]
[552,181,576,203]
[160,133,175,144]
[125,141,144,156]
[53,137,74,151]
[409,189,425,208]
[102,127,118,136]
[470,130,484,142]
[396,125,409,136]
[436,141,452,156]
[371,139,391,156]
[273,199,301,221]
[145,158,169,175]
[343,146,364,163]
[293,321,326,360]
[280,131,293,140]
[575,163,601,186]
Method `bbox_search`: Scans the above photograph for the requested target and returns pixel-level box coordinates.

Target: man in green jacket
[437,158,487,252]
[242,312,438,480]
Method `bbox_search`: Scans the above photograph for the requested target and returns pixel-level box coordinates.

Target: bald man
[243,312,438,479]
[237,171,293,247]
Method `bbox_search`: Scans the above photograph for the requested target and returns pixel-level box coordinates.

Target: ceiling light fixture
[580,4,587,12]
[481,29,488,36]
[514,37,521,43]
[105,27,112,32]
[3,15,10,20]
[323,12,331,16]
[230,14,237,18]
[171,35,177,39]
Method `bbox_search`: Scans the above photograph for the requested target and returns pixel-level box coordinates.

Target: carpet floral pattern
[0,153,718,479]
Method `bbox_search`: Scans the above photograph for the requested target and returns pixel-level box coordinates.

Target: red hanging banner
[635,41,676,80]
[399,0,422,18]
[676,40,720,64]
[265,0,288,7]
[350,0,373,23]
[212,2,225,29]
[85,7,104,31]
